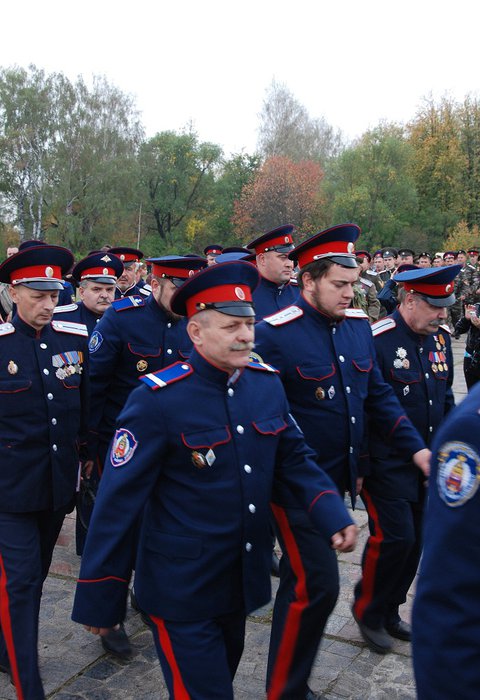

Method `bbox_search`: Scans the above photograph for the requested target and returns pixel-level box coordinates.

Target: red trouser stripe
[268,504,310,700]
[0,553,23,700]
[354,488,384,620]
[150,616,191,699]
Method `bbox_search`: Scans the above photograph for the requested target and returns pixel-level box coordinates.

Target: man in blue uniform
[109,247,150,299]
[412,385,480,699]
[0,245,89,700]
[204,244,223,265]
[247,225,299,320]
[72,260,357,700]
[53,251,124,334]
[352,265,459,653]
[254,224,430,700]
[85,255,206,657]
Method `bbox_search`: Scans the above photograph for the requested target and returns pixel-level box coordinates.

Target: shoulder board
[439,324,452,334]
[0,322,15,336]
[344,309,369,319]
[467,264,476,271]
[366,269,378,276]
[139,286,151,297]
[264,305,303,326]
[140,361,193,390]
[247,358,279,373]
[53,303,78,314]
[289,278,298,286]
[371,317,397,337]
[112,295,145,312]
[359,276,373,287]
[51,320,88,337]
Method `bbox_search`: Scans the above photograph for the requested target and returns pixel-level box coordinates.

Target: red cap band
[151,263,196,279]
[186,284,252,317]
[80,266,117,279]
[10,264,62,284]
[404,281,454,296]
[254,232,294,254]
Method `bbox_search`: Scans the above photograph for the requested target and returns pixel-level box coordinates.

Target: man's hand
[331,524,357,553]
[82,460,94,479]
[413,448,431,477]
[356,477,364,495]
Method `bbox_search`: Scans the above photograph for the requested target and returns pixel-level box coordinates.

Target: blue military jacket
[0,315,89,512]
[72,350,352,627]
[54,301,102,336]
[412,387,480,700]
[365,310,455,501]
[115,283,150,300]
[87,294,191,449]
[252,277,299,321]
[254,297,425,502]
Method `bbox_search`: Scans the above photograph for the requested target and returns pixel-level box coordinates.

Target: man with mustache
[72,260,356,700]
[53,251,124,334]
[353,264,461,653]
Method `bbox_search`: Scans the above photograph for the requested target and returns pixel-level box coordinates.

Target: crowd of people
[0,228,478,700]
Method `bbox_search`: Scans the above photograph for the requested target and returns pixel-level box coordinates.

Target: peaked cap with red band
[203,244,223,256]
[171,260,259,318]
[247,225,295,255]
[109,247,144,266]
[0,245,74,291]
[71,252,124,285]
[289,223,360,269]
[146,255,207,286]
[393,264,462,307]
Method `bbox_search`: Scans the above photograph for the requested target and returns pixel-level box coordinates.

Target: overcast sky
[2,0,478,155]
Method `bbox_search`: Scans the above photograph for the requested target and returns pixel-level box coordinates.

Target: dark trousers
[0,506,69,700]
[463,356,480,391]
[267,504,339,700]
[353,488,423,629]
[149,610,246,699]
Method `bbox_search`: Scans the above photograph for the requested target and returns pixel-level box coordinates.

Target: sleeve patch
[437,441,480,507]
[110,429,138,467]
[89,330,103,353]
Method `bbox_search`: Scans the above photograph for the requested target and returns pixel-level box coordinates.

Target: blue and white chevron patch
[140,361,193,390]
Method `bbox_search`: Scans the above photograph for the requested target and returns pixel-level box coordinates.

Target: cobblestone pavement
[0,339,467,699]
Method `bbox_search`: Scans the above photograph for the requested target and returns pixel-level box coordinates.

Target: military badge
[437,441,480,507]
[7,360,18,375]
[328,385,335,400]
[192,451,207,468]
[432,363,438,373]
[89,330,103,354]
[52,351,84,379]
[403,385,410,396]
[394,346,409,369]
[315,386,325,400]
[110,429,138,467]
[136,359,148,372]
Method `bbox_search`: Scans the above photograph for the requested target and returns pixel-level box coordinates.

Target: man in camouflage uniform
[451,250,476,332]
[354,254,381,322]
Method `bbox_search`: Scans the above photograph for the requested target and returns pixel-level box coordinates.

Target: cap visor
[422,293,456,308]
[19,280,65,291]
[213,302,255,317]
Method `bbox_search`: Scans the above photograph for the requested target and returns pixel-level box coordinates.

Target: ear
[301,271,314,292]
[8,285,20,303]
[187,318,203,346]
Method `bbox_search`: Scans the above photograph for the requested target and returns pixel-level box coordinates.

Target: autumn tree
[407,97,466,239]
[257,80,343,165]
[232,156,324,238]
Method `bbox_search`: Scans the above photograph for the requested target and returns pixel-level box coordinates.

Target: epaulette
[111,295,145,312]
[51,320,88,337]
[247,358,279,373]
[344,309,369,319]
[359,276,373,287]
[439,324,452,334]
[53,303,78,313]
[289,278,299,286]
[366,269,378,276]
[139,284,152,296]
[140,361,193,390]
[264,305,303,326]
[0,322,15,336]
[371,317,397,337]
